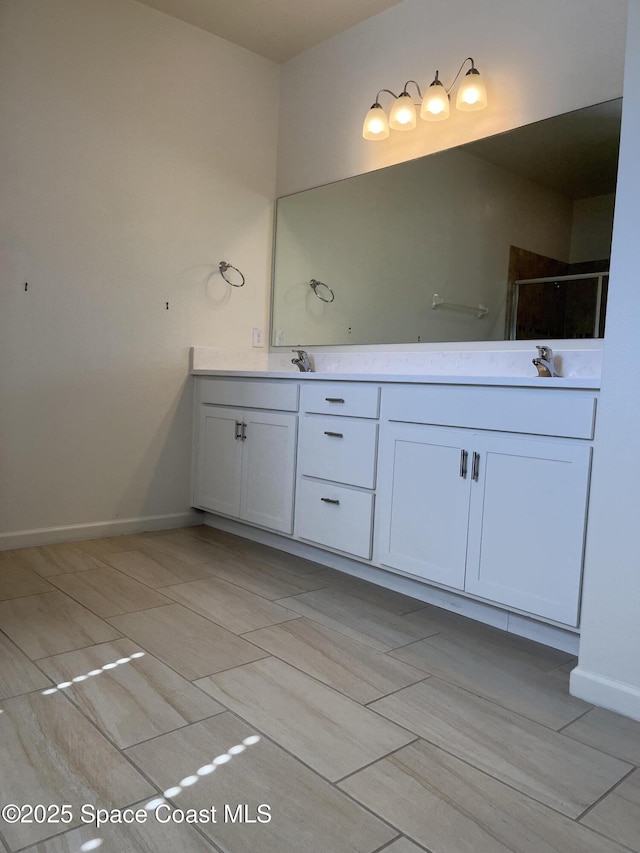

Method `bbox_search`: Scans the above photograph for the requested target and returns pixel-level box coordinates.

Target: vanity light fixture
[389,84,419,130]
[421,71,450,121]
[362,57,487,140]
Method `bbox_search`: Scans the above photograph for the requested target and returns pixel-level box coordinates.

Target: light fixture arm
[443,57,477,94]
[372,88,400,107]
[370,81,424,108]
[401,80,424,101]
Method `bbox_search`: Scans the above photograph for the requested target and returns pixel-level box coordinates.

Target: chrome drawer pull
[325,397,345,403]
[234,421,242,440]
[324,431,344,438]
[472,451,480,481]
[459,449,468,478]
[321,497,340,505]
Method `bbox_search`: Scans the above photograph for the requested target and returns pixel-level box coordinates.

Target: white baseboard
[570,667,640,721]
[202,513,579,653]
[0,511,203,551]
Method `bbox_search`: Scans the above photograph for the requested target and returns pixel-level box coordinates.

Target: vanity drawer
[199,378,299,411]
[298,416,378,488]
[302,382,380,418]
[382,385,597,439]
[295,479,374,559]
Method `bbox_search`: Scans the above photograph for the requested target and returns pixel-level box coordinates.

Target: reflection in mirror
[272,99,621,347]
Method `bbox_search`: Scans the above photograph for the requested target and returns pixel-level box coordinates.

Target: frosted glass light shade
[389,93,417,130]
[421,81,450,121]
[362,103,389,140]
[456,69,487,111]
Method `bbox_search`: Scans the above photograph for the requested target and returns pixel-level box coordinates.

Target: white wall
[277,0,628,197]
[570,195,615,263]
[0,0,278,543]
[571,0,640,720]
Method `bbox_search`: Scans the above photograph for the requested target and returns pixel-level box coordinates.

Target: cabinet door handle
[320,497,340,505]
[325,397,345,403]
[235,421,242,440]
[459,449,468,478]
[241,422,247,440]
[324,431,344,438]
[472,451,480,481]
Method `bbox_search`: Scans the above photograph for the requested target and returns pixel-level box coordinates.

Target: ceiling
[463,99,621,200]
[133,0,405,63]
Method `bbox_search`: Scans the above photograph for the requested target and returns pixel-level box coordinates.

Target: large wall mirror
[271,99,621,347]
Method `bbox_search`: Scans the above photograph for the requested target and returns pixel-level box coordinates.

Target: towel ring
[309,278,335,303]
[219,261,245,288]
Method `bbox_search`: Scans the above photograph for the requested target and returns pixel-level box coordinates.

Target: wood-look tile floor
[1,525,639,853]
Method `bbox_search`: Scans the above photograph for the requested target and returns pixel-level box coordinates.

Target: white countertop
[190,346,601,390]
[191,368,599,389]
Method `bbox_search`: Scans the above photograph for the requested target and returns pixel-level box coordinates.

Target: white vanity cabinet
[191,369,599,634]
[294,382,380,559]
[192,378,298,534]
[375,385,596,626]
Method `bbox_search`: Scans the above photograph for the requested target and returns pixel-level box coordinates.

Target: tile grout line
[90,574,286,673]
[352,704,634,824]
[265,602,445,653]
[573,763,638,823]
[565,822,640,853]
[44,563,175,619]
[18,544,116,578]
[333,738,421,787]
[370,835,403,853]
[35,633,270,709]
[198,642,435,718]
[146,698,413,847]
[335,733,640,841]
[556,705,595,732]
[384,642,595,734]
[133,595,304,638]
[179,703,419,825]
[362,676,434,706]
[200,709,421,846]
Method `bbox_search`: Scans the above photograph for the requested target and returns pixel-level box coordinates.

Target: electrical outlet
[252,327,264,348]
[275,329,285,346]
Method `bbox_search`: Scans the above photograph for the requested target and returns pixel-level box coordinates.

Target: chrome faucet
[291,349,312,372]
[532,345,559,377]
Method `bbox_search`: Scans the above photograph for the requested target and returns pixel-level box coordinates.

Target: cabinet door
[193,406,243,518]
[240,411,297,534]
[376,423,472,589]
[465,435,591,625]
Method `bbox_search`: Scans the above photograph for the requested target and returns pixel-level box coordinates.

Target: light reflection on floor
[41,652,146,695]
[74,734,261,853]
[9,651,263,851]
[155,733,261,802]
